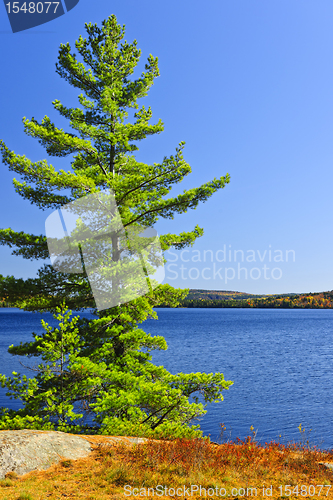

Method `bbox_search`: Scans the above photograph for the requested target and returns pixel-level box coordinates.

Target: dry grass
[0,435,333,500]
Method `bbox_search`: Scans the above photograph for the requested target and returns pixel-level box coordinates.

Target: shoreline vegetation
[2,289,333,310]
[1,431,333,500]
[0,301,13,308]
[157,289,333,309]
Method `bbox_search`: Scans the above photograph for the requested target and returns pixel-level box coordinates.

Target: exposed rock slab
[319,461,333,471]
[0,429,92,478]
[80,434,149,447]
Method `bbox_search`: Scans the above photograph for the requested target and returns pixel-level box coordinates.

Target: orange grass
[0,435,332,500]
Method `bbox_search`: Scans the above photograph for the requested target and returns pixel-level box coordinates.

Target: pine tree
[0,15,232,437]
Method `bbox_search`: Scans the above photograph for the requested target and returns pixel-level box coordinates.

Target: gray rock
[320,462,333,471]
[0,429,92,478]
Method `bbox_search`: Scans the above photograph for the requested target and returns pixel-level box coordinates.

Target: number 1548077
[5,2,60,14]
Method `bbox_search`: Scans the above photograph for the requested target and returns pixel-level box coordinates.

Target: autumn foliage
[178,290,333,309]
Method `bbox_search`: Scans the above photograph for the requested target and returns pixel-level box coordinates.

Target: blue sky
[0,0,333,295]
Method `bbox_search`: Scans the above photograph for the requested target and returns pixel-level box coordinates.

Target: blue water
[0,307,332,449]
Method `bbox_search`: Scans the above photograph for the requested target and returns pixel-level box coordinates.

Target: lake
[0,307,332,449]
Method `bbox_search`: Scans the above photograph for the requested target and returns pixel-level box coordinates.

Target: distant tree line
[0,300,13,308]
[156,292,333,309]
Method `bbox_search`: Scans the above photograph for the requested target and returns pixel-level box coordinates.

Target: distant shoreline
[158,289,333,309]
[2,288,333,310]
